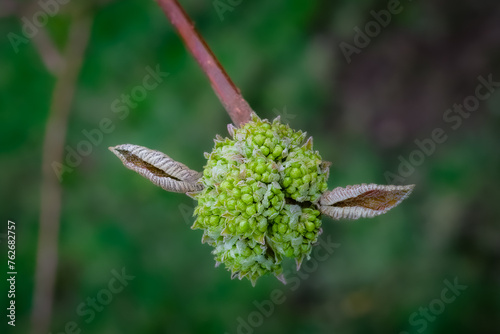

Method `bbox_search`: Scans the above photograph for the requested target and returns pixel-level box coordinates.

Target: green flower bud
[306,222,316,232]
[290,168,302,179]
[272,145,283,158]
[254,134,265,146]
[232,188,241,198]
[241,194,253,205]
[239,220,249,232]
[246,204,257,216]
[255,164,266,174]
[260,146,270,156]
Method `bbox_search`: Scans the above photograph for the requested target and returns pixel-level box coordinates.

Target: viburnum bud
[192,113,330,285]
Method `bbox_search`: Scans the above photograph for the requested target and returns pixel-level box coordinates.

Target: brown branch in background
[156,0,253,127]
[31,27,65,75]
[31,14,94,334]
[0,0,18,17]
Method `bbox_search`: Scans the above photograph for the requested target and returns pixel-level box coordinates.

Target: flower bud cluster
[282,147,329,203]
[269,205,321,262]
[192,114,330,285]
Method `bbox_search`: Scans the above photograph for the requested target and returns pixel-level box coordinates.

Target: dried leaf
[319,184,415,220]
[109,144,203,193]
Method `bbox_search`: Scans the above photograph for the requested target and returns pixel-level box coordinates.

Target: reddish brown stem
[156,0,253,127]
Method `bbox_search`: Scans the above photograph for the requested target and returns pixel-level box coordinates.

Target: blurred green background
[1,0,499,333]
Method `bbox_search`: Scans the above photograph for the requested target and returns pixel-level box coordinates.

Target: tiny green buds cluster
[269,205,321,265]
[282,145,329,202]
[192,114,329,284]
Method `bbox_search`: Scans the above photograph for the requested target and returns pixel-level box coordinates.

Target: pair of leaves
[110,144,414,220]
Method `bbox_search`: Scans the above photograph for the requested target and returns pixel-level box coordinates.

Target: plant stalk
[156,0,253,127]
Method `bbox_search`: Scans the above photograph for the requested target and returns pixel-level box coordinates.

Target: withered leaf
[319,184,415,220]
[109,144,203,194]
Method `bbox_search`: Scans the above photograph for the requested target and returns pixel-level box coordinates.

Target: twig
[31,27,65,76]
[156,0,253,127]
[2,0,64,74]
[0,3,17,17]
[31,13,94,334]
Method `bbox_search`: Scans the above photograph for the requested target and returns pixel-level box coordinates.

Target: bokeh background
[1,0,499,333]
